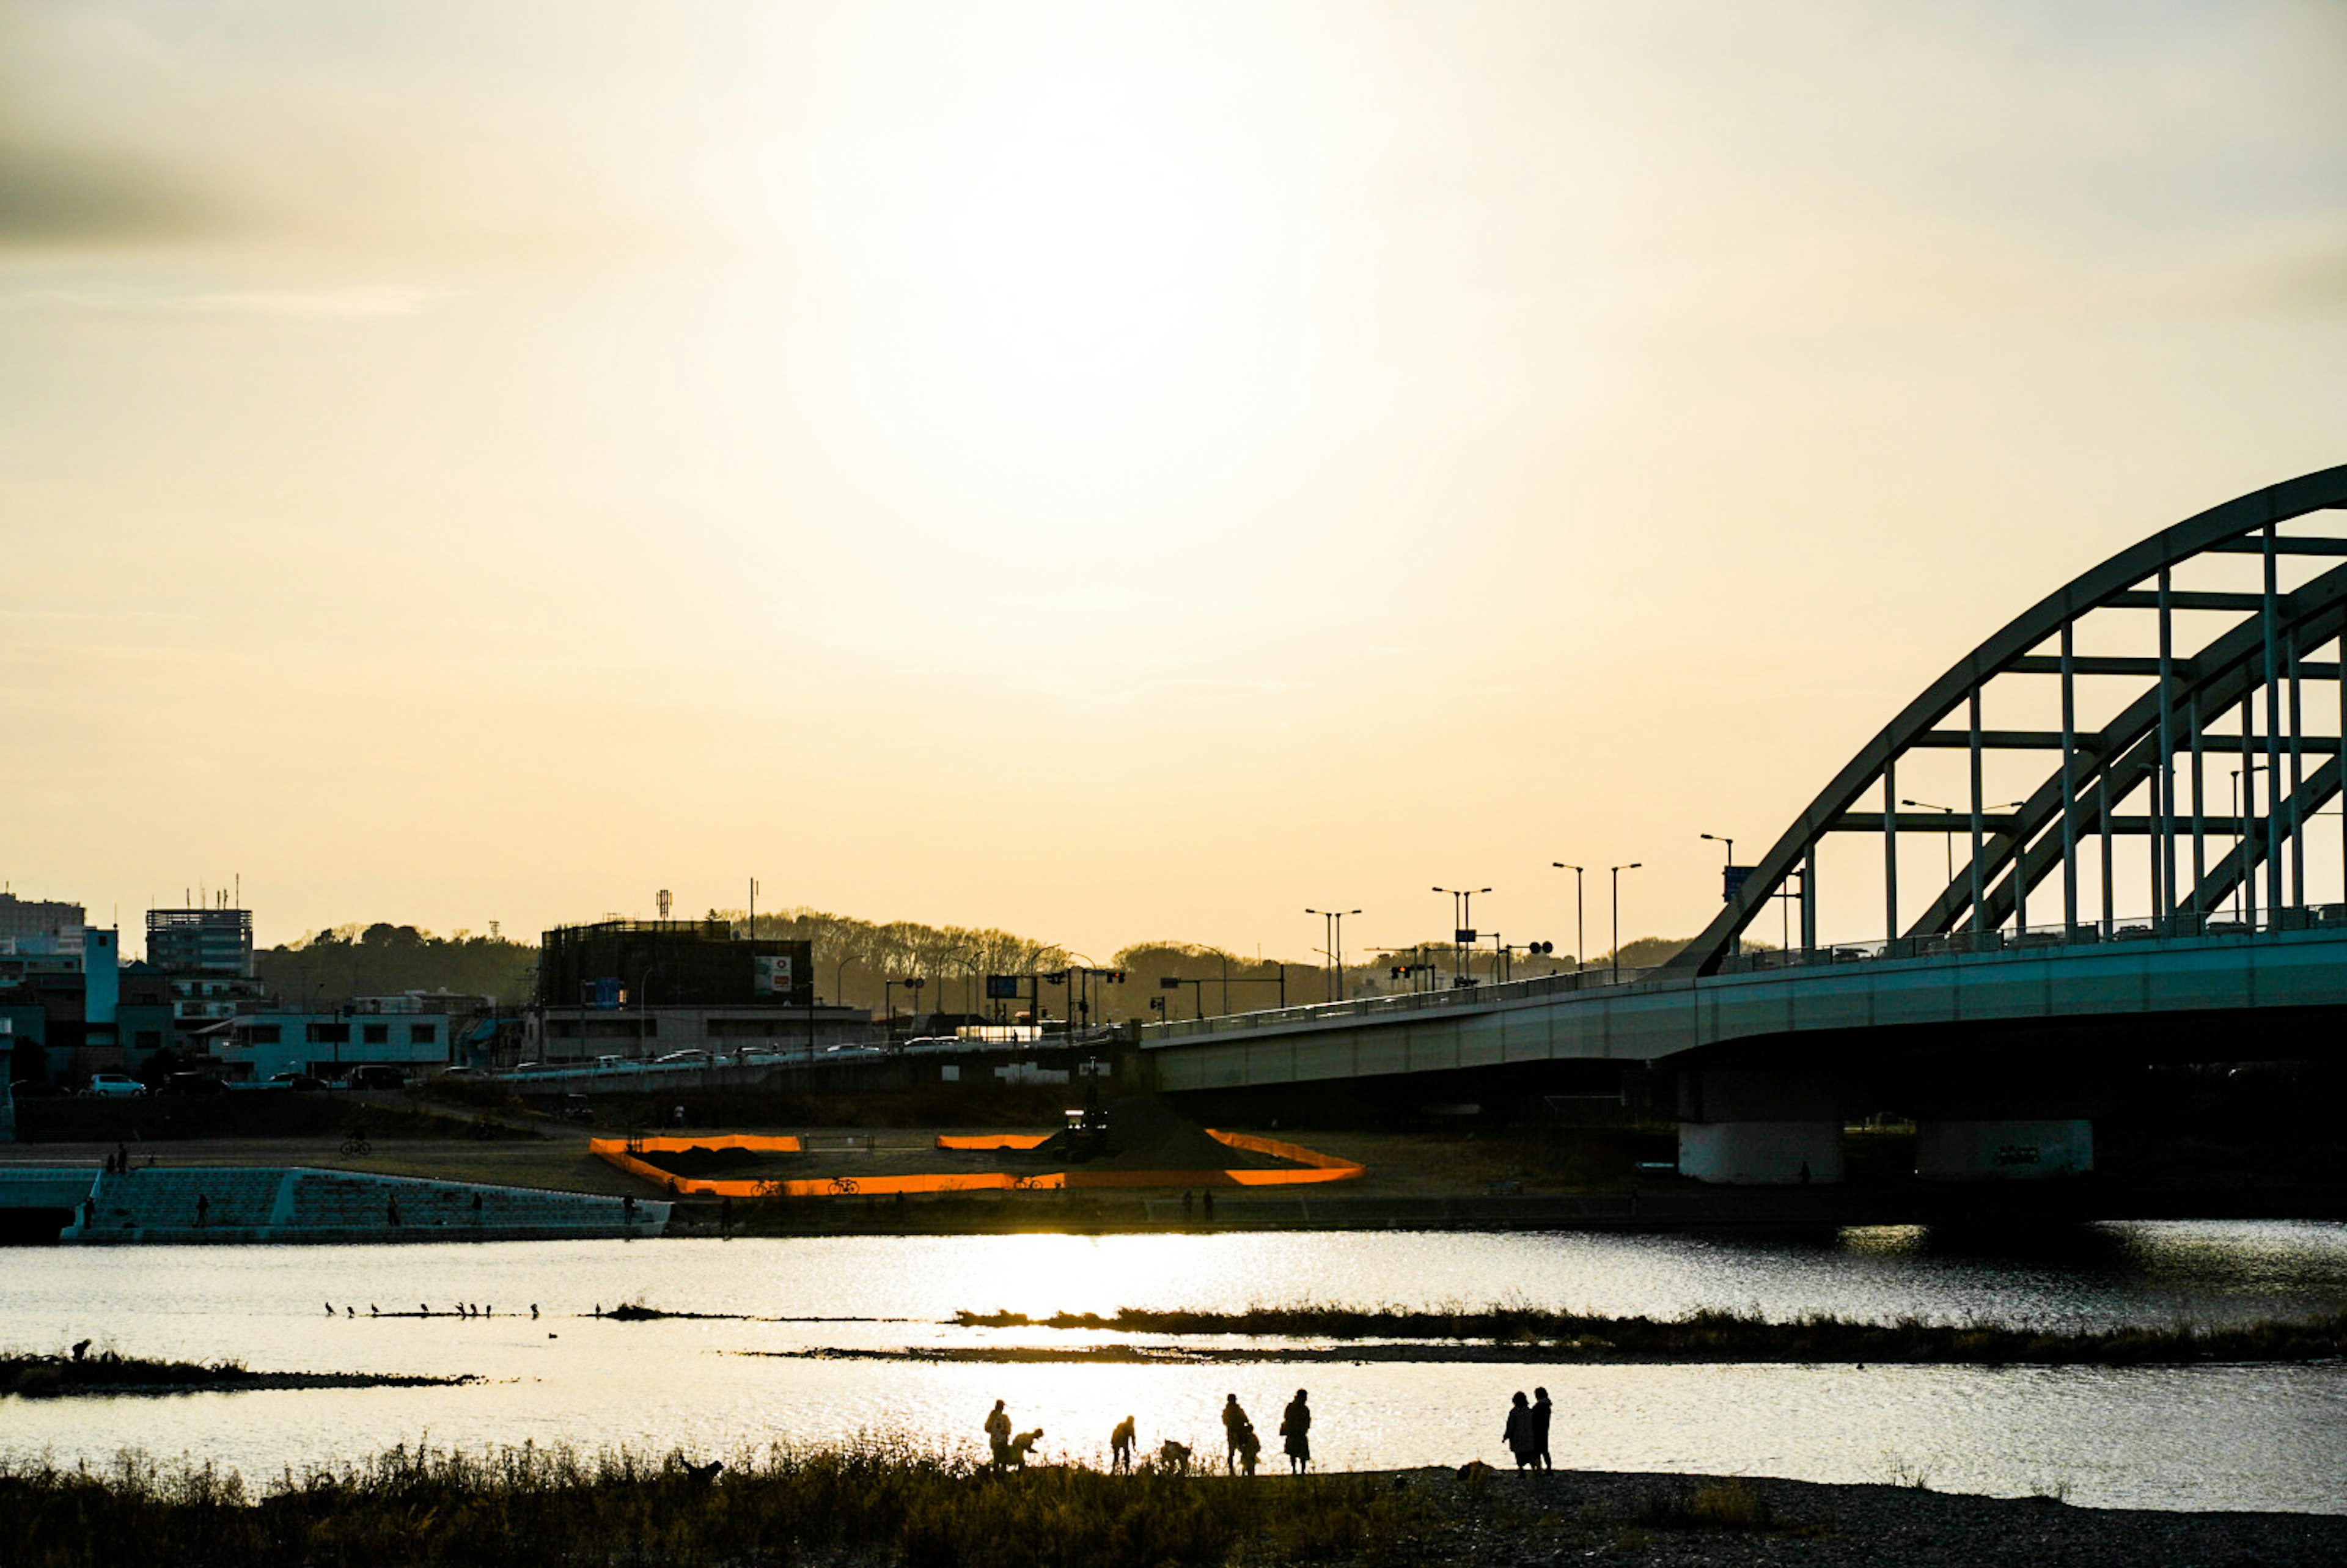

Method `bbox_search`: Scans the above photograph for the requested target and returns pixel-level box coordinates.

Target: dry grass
[952,1304,2347,1364]
[0,1442,1439,1568]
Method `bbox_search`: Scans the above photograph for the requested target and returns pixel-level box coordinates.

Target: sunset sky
[5,1,2343,959]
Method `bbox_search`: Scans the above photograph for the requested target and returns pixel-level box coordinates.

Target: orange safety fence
[934,1134,1052,1151]
[593,1129,1363,1200]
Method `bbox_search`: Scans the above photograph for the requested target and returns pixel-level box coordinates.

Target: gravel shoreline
[1351,1465,2347,1566]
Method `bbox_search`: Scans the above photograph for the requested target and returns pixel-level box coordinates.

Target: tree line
[259,910,1698,1020]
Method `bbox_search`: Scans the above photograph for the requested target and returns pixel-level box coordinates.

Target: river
[4,1222,2343,1513]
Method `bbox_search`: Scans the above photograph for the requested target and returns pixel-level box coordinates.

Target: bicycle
[339,1132,373,1157]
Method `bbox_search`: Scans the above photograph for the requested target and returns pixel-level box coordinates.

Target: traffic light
[1043,970,1068,986]
[1530,940,1554,956]
[1390,965,1405,980]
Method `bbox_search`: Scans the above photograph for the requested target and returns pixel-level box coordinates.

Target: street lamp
[2230,765,2268,921]
[1550,864,1585,973]
[1432,886,1490,987]
[1304,907,1361,1003]
[1902,797,2024,887]
[1609,864,1642,984]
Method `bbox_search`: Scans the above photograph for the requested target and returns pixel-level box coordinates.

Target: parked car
[267,1072,328,1091]
[438,1066,481,1079]
[511,1061,548,1074]
[158,1072,228,1096]
[86,1073,146,1098]
[651,1050,710,1065]
[10,1078,65,1098]
[347,1065,408,1091]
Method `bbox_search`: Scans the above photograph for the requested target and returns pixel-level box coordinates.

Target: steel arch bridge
[1676,464,2347,975]
[1139,469,2347,1176]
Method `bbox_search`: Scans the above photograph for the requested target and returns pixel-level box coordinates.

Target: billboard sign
[985,975,1023,1000]
[753,955,795,995]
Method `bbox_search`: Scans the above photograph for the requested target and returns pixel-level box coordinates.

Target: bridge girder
[1674,466,2347,977]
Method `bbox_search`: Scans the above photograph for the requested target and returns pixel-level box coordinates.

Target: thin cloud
[181,286,443,317]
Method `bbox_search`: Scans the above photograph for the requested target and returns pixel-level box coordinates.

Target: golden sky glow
[4,1,2344,956]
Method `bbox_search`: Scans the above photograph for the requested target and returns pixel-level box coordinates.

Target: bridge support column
[1675,1070,1845,1185]
[1914,1119,2092,1180]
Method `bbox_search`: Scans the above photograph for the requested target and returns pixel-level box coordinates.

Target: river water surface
[4,1222,2343,1513]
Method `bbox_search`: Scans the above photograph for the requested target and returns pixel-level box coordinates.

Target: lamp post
[1608,864,1642,984]
[1304,907,1360,1003]
[1432,885,1490,987]
[1901,797,2023,886]
[2230,765,2268,921]
[1550,863,1585,973]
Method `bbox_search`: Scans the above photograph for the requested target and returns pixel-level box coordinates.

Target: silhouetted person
[1503,1391,1534,1470]
[386,1196,402,1226]
[1221,1394,1251,1474]
[1005,1428,1043,1467]
[71,1339,90,1361]
[115,1143,128,1175]
[1531,1387,1554,1470]
[1181,1189,1193,1217]
[985,1399,1012,1468]
[1201,1190,1214,1220]
[194,1193,209,1228]
[472,1192,484,1222]
[1233,1414,1262,1476]
[1279,1390,1312,1474]
[81,1196,94,1228]
[1110,1416,1136,1473]
[623,1195,637,1223]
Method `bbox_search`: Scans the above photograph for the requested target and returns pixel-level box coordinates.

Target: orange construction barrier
[592,1128,1363,1200]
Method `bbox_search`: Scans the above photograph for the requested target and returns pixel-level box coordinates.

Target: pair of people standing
[1222,1391,1312,1475]
[1502,1387,1554,1470]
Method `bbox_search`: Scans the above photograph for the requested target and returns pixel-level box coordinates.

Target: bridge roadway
[1140,915,2347,1181]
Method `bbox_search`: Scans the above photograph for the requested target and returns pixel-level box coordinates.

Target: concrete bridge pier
[1913,1118,2093,1179]
[1675,1069,1846,1185]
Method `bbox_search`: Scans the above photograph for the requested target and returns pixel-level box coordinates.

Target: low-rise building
[212,1000,454,1082]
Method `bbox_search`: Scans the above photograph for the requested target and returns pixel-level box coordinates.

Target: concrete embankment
[0,1165,668,1244]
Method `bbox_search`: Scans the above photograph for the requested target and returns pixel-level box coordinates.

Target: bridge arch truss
[1678,465,2347,977]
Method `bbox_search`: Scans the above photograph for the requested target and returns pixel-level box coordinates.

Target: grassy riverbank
[4,1446,2341,1568]
[0,1353,476,1399]
[952,1305,2347,1365]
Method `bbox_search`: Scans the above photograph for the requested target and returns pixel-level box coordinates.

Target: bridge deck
[1141,914,2347,1091]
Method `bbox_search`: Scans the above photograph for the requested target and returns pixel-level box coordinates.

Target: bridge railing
[1139,900,2347,1043]
[1142,964,1675,1041]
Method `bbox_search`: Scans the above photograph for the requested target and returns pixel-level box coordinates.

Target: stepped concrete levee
[9,1166,667,1244]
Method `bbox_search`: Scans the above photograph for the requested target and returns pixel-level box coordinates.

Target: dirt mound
[638,1145,784,1178]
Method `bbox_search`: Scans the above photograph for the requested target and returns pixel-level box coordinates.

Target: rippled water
[4,1223,2343,1514]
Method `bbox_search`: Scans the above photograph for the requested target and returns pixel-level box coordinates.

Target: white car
[87,1073,146,1098]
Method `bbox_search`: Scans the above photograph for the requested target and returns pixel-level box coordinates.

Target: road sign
[1455,928,1477,944]
[985,975,1023,1000]
[1723,865,1757,902]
